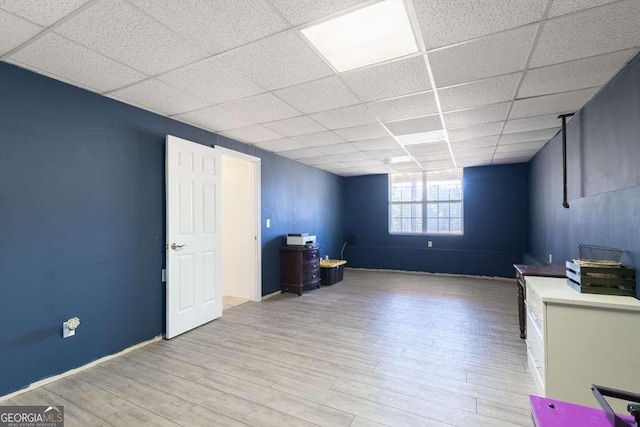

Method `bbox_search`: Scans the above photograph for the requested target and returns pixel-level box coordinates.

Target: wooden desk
[514,264,565,339]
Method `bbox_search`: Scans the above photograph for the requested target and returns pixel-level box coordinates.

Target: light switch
[266,218,271,228]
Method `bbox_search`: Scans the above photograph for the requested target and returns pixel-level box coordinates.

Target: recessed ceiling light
[385,155,412,164]
[398,130,445,145]
[301,0,419,72]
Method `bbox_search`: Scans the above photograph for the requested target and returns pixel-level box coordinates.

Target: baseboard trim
[0,335,162,402]
[344,267,513,282]
[261,290,281,301]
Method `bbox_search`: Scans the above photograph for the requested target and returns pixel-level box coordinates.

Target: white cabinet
[524,276,640,412]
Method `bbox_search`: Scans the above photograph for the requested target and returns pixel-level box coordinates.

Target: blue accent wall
[342,163,529,278]
[0,62,343,396]
[529,52,640,298]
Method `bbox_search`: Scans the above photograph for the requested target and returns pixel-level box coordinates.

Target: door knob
[171,243,186,250]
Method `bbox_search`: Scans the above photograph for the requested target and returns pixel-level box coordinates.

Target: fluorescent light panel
[301,0,419,72]
[397,130,445,146]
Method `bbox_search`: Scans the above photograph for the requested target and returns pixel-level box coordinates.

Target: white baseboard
[0,335,162,402]
[344,267,513,282]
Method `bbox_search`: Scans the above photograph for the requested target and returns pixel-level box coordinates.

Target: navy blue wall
[529,53,640,298]
[0,62,343,396]
[342,163,529,278]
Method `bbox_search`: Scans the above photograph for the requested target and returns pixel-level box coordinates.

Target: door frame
[215,145,262,302]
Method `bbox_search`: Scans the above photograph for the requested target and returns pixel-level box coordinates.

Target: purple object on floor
[530,395,637,426]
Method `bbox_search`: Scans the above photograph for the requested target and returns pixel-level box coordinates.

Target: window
[389,169,463,235]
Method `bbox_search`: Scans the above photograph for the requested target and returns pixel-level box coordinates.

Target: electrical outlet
[549,253,553,264]
[266,218,270,228]
[428,241,433,248]
[162,269,166,282]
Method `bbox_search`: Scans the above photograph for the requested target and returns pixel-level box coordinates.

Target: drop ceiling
[1,0,638,177]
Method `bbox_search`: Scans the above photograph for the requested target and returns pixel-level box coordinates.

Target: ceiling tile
[262,116,326,137]
[316,162,348,171]
[448,122,503,141]
[297,156,337,166]
[352,137,400,151]
[8,33,145,93]
[0,9,42,55]
[452,145,496,156]
[444,102,510,129]
[110,79,210,115]
[414,0,546,50]
[439,73,521,112]
[390,161,422,172]
[494,149,539,160]
[367,92,438,122]
[498,128,559,145]
[55,0,208,75]
[530,0,640,68]
[503,114,567,134]
[217,31,333,90]
[292,131,345,147]
[397,130,445,145]
[333,123,389,141]
[0,0,90,26]
[222,125,283,143]
[340,159,383,168]
[450,136,499,151]
[413,151,453,161]
[274,76,360,114]
[420,158,455,170]
[429,24,537,87]
[279,147,324,159]
[342,55,431,102]
[520,49,637,98]
[385,115,442,136]
[269,0,368,26]
[130,0,288,55]
[158,57,264,105]
[456,154,494,167]
[547,0,618,18]
[405,142,451,155]
[329,151,373,162]
[509,87,599,119]
[495,140,547,153]
[314,143,360,155]
[366,148,408,159]
[254,138,306,152]
[310,104,378,129]
[174,93,300,131]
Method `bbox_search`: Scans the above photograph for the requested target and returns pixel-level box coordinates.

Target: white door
[166,135,221,339]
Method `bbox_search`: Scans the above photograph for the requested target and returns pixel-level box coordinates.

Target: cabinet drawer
[304,260,320,271]
[303,271,320,285]
[303,250,319,261]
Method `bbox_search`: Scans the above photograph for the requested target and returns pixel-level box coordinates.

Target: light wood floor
[223,295,250,311]
[3,269,535,426]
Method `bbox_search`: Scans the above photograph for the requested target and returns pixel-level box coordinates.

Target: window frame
[388,169,464,236]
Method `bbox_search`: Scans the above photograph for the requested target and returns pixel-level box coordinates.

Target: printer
[287,233,317,246]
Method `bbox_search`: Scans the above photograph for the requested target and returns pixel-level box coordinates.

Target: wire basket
[576,244,624,266]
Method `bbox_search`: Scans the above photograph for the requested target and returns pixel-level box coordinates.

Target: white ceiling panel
[414,0,546,50]
[453,145,496,156]
[55,0,208,75]
[495,140,547,153]
[444,102,510,129]
[274,76,360,114]
[314,143,360,155]
[397,130,445,145]
[366,148,408,159]
[456,155,494,167]
[390,161,422,172]
[269,0,369,26]
[341,55,431,102]
[530,0,640,68]
[429,24,537,87]
[310,104,378,129]
[333,123,389,141]
[547,0,619,18]
[292,131,345,147]
[254,138,306,152]
[110,79,210,115]
[0,9,42,55]
[174,105,247,131]
[262,115,326,137]
[367,92,438,122]
[413,151,453,161]
[329,151,374,162]
[316,162,348,171]
[509,87,599,119]
[158,57,264,105]
[420,158,455,170]
[385,115,442,136]
[439,73,521,112]
[448,122,503,141]
[450,136,499,150]
[297,156,337,166]
[352,137,400,151]
[405,142,451,155]
[216,31,333,90]
[503,114,570,134]
[340,159,384,168]
[0,0,90,26]
[130,0,288,55]
[520,49,637,98]
[222,124,283,143]
[8,33,146,93]
[280,147,325,159]
[494,149,539,159]
[498,128,559,145]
